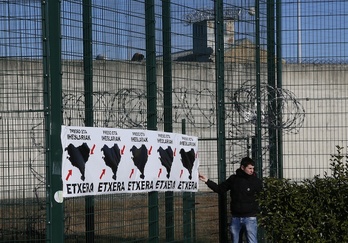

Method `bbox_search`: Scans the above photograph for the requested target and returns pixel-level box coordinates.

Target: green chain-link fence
[1,0,348,242]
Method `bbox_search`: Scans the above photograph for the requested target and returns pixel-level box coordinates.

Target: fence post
[267,0,278,178]
[162,0,175,241]
[145,0,159,242]
[83,0,95,242]
[43,0,64,241]
[276,0,284,179]
[214,0,228,242]
[255,3,264,242]
[255,0,263,178]
[182,119,196,242]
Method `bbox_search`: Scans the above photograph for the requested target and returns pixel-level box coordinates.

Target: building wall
[193,20,235,55]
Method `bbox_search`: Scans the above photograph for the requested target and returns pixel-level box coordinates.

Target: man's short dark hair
[240,157,255,167]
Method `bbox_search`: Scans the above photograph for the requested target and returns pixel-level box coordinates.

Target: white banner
[61,126,199,198]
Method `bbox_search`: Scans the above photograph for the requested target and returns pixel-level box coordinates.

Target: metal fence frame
[1,0,348,242]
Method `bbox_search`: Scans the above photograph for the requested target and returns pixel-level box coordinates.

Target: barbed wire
[23,82,305,236]
[27,83,305,205]
[183,7,241,25]
[62,88,217,129]
[232,80,305,134]
[285,57,348,64]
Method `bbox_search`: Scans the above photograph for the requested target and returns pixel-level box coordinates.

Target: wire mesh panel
[59,0,220,242]
[0,0,46,242]
[280,0,348,181]
[60,1,151,241]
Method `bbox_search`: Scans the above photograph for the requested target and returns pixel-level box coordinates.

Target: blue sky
[282,0,348,62]
[0,0,347,62]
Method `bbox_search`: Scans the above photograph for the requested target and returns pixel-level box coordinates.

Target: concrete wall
[1,59,348,198]
[281,64,348,179]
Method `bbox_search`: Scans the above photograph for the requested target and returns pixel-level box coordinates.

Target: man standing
[199,157,262,243]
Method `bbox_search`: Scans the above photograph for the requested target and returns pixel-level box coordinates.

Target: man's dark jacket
[206,168,262,217]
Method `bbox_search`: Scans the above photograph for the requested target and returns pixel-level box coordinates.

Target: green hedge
[257,146,348,242]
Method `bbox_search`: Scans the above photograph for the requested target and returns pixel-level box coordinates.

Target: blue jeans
[230,217,258,243]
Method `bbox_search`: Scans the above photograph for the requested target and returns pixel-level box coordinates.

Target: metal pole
[255,0,263,179]
[182,119,192,242]
[83,0,95,241]
[162,0,175,241]
[267,0,277,177]
[276,0,283,179]
[297,0,302,63]
[214,0,227,242]
[145,0,159,242]
[43,0,64,241]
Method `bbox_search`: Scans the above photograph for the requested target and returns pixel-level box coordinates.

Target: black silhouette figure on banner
[130,144,148,179]
[157,146,174,179]
[65,143,90,181]
[101,144,122,180]
[180,148,195,180]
